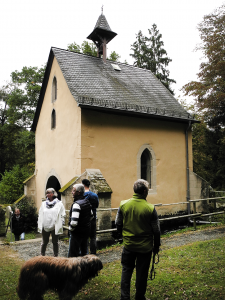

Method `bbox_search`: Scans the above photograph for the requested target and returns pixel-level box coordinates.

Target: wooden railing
[63,197,225,233]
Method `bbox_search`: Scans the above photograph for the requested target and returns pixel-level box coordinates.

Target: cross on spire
[101,5,103,14]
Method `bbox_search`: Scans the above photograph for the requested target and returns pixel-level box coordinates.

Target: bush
[12,196,38,232]
[0,164,34,204]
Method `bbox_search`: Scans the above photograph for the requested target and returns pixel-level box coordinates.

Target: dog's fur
[17,255,103,300]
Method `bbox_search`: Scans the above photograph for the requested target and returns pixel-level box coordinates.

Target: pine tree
[130,24,176,94]
[182,4,225,189]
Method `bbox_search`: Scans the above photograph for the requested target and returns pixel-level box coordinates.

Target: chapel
[22,12,206,221]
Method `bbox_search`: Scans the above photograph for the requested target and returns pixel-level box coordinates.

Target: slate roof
[94,14,112,31]
[31,47,197,131]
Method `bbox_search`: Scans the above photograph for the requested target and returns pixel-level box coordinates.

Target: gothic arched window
[141,148,151,187]
[51,109,56,129]
[137,144,157,194]
[52,77,57,102]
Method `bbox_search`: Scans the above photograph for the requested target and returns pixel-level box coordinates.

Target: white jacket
[38,199,66,235]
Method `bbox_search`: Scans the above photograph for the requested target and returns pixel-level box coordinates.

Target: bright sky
[0,0,224,100]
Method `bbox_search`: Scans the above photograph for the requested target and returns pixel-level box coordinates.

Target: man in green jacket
[115,179,161,300]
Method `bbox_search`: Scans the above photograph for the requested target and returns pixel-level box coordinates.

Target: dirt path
[6,226,225,264]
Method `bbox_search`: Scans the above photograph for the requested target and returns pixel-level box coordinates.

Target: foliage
[67,42,81,53]
[0,66,45,180]
[1,66,45,128]
[0,165,34,204]
[183,4,225,127]
[4,231,37,242]
[0,236,225,299]
[130,24,176,94]
[81,41,98,57]
[12,196,38,232]
[67,41,120,61]
[182,4,225,189]
[109,51,120,62]
[178,98,213,181]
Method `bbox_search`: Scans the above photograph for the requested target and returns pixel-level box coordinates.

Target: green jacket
[116,193,160,253]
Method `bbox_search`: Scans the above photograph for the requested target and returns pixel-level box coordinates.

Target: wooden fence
[64,196,225,233]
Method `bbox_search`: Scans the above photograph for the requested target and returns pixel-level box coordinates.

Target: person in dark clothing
[67,183,93,257]
[115,179,161,300]
[11,208,26,241]
[82,179,99,254]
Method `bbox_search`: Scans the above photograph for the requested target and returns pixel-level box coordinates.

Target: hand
[153,247,159,254]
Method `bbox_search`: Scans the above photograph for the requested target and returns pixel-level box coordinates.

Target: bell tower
[87,9,117,62]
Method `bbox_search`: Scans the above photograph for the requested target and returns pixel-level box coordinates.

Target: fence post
[193,202,197,230]
[213,199,217,210]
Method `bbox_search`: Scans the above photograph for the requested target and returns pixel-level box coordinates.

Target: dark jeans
[14,234,20,241]
[14,232,25,241]
[89,218,97,254]
[67,233,89,257]
[121,247,152,300]
[41,228,59,257]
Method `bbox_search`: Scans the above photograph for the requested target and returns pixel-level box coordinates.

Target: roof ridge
[51,46,102,60]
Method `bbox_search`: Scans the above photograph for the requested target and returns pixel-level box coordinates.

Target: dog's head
[82,255,103,276]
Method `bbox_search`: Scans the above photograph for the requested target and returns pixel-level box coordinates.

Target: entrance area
[46,176,61,200]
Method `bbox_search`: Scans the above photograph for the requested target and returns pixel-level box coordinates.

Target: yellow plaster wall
[81,109,193,211]
[35,57,81,209]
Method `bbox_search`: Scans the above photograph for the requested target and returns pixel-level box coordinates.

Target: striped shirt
[69,201,93,232]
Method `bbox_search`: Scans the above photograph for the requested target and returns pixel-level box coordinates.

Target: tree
[182,4,225,189]
[81,41,98,56]
[179,99,212,181]
[67,42,81,53]
[0,164,33,204]
[183,4,225,128]
[130,25,176,94]
[0,66,45,180]
[67,41,120,61]
[109,51,120,62]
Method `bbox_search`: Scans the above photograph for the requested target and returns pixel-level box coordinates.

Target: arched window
[52,77,57,102]
[51,109,56,129]
[141,148,151,187]
[137,144,156,194]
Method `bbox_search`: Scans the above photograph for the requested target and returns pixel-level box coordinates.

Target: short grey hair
[133,179,149,194]
[73,183,85,195]
[46,188,58,197]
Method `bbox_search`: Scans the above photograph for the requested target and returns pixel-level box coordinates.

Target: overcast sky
[1,0,224,101]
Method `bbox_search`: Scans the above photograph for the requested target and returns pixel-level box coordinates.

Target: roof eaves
[59,176,79,193]
[77,96,199,124]
[23,174,35,184]
[31,48,55,132]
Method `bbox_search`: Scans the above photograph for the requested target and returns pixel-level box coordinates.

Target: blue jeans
[14,232,25,241]
[120,247,152,300]
[68,233,89,257]
[20,232,25,240]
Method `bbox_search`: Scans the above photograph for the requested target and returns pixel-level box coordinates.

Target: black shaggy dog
[17,255,103,300]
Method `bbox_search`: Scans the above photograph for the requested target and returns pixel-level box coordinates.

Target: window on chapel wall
[137,144,156,194]
[52,77,57,102]
[51,109,56,129]
[141,148,152,188]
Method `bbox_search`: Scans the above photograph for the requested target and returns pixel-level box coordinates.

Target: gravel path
[9,226,225,264]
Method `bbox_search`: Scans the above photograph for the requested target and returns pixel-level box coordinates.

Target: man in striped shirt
[68,183,93,257]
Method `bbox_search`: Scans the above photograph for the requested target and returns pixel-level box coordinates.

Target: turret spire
[87,12,117,62]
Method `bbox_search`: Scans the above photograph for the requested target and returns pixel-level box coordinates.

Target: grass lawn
[0,236,224,300]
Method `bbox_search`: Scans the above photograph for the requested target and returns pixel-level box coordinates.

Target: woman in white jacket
[38,188,66,257]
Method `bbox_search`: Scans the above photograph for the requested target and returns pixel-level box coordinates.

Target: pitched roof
[31,47,197,131]
[94,14,112,31]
